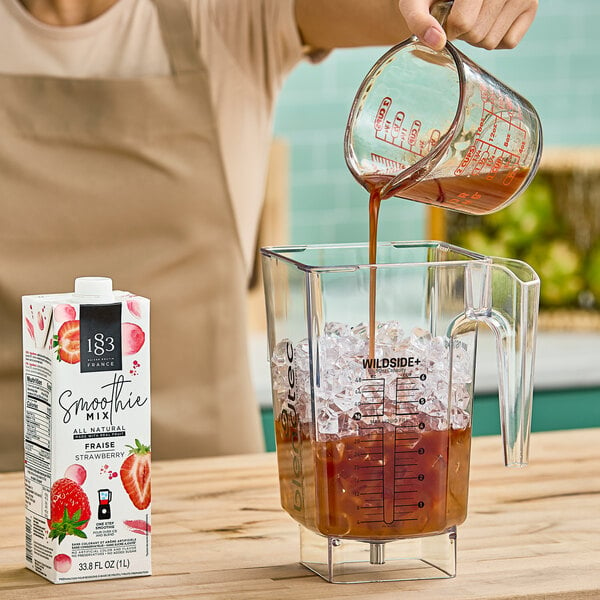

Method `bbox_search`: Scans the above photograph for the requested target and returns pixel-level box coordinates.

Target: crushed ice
[270,321,473,438]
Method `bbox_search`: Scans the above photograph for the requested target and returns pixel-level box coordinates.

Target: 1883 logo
[80,304,122,373]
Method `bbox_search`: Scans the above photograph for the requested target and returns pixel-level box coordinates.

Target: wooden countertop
[1,429,600,599]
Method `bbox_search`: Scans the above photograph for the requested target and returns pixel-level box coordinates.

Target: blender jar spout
[466,258,540,467]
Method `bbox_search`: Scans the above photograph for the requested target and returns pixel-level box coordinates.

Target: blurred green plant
[585,242,600,302]
[454,176,589,308]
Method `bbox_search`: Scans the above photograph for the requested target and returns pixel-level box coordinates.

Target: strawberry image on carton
[22,277,151,583]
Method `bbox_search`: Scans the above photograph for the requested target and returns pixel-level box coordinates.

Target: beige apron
[0,0,263,471]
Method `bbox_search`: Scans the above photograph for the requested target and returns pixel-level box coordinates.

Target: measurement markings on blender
[393,433,426,515]
[391,428,424,521]
[393,369,427,521]
[352,369,428,525]
[351,424,423,525]
[354,426,386,523]
[354,426,383,458]
[394,371,425,417]
[358,378,385,417]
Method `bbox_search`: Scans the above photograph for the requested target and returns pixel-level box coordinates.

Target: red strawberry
[120,439,151,510]
[48,478,91,543]
[53,320,80,364]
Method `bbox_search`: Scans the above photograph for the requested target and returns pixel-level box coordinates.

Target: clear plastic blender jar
[262,242,539,583]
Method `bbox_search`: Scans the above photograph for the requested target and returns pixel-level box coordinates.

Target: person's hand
[397,0,538,51]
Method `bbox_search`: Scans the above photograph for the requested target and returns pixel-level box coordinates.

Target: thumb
[398,0,447,50]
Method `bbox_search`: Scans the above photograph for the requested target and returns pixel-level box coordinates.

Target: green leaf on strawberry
[49,507,89,543]
[125,439,151,456]
[52,335,61,361]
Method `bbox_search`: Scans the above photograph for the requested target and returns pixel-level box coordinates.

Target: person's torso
[0,0,304,272]
[0,0,304,467]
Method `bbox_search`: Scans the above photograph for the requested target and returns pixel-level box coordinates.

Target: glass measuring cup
[344,6,543,214]
[261,241,539,583]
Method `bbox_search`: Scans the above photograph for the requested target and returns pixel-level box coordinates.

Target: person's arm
[295,0,539,52]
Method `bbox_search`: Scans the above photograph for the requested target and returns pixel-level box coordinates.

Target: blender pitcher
[262,241,539,583]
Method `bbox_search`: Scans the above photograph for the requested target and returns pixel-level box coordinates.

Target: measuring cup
[261,241,539,583]
[344,3,543,214]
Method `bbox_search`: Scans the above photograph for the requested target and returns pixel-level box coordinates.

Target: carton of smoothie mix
[22,277,151,583]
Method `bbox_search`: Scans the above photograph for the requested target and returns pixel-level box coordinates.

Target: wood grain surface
[1,428,599,599]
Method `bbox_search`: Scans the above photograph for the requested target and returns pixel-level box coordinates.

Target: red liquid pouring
[367,167,530,353]
[368,186,382,360]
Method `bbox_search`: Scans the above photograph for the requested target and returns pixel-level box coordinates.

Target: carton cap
[74,277,114,302]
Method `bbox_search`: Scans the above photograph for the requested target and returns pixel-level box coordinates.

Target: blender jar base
[299,525,457,584]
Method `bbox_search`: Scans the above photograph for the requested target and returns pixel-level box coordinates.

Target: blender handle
[467,258,540,467]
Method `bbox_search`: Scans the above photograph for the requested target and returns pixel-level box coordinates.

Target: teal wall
[273,1,600,246]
